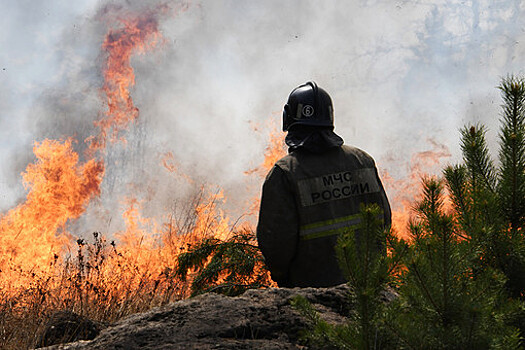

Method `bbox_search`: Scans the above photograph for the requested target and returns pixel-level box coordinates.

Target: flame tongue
[0,139,104,289]
[90,12,162,152]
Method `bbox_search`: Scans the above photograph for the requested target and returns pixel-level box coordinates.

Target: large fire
[0,4,446,335]
[0,6,252,310]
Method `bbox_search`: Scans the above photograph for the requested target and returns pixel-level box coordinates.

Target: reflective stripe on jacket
[256,145,391,288]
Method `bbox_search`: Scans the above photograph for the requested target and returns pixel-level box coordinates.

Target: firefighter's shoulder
[273,153,294,172]
[340,145,376,167]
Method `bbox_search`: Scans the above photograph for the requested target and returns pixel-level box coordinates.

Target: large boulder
[37,285,353,349]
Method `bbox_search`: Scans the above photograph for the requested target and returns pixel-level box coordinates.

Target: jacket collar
[285,126,344,154]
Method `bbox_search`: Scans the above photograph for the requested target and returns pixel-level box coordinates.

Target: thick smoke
[2,0,525,233]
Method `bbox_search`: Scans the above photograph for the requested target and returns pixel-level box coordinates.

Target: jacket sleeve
[256,165,299,287]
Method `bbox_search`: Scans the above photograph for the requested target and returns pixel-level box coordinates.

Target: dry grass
[0,232,189,349]
[0,188,253,349]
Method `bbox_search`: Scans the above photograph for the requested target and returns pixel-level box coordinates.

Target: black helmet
[282,81,334,131]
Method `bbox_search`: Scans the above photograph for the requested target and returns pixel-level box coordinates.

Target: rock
[35,310,105,348]
[37,284,353,349]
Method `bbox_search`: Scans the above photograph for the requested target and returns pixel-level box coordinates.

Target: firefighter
[256,81,391,288]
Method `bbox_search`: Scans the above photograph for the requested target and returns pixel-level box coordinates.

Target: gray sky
[1,0,525,232]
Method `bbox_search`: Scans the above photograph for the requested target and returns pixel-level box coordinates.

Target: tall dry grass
[0,187,249,349]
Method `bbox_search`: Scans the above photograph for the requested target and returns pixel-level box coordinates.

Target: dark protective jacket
[256,143,391,288]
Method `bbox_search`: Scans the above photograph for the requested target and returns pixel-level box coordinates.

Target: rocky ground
[37,284,354,350]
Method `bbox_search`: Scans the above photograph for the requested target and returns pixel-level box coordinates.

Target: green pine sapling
[292,204,407,350]
[175,228,271,296]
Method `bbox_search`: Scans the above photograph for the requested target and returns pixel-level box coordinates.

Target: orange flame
[259,121,287,174]
[88,12,163,152]
[381,139,451,239]
[244,118,287,216]
[0,139,104,290]
[245,119,287,177]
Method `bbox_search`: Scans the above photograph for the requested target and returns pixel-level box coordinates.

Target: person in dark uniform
[256,81,391,288]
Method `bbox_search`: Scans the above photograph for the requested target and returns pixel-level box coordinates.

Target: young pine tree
[387,178,520,349]
[444,76,525,298]
[175,228,272,296]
